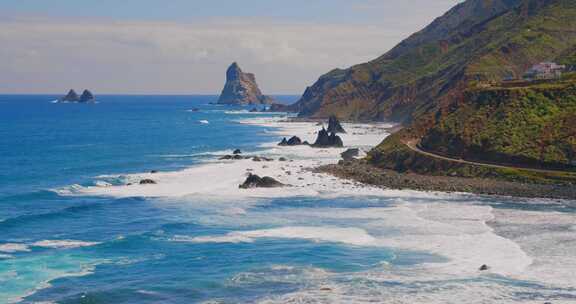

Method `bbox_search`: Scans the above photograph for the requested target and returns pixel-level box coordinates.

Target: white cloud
[0,17,428,94]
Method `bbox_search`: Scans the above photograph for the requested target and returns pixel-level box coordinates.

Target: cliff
[218,62,275,105]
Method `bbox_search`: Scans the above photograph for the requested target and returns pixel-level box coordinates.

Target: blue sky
[0,0,462,94]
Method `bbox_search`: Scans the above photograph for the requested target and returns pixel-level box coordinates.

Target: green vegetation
[421,81,576,169]
[293,0,576,123]
[368,130,576,184]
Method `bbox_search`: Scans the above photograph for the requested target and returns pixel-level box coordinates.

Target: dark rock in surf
[327,115,346,133]
[59,89,80,102]
[139,179,156,185]
[233,149,242,155]
[312,128,343,148]
[239,173,284,189]
[279,136,303,146]
[278,138,289,146]
[79,90,95,103]
[341,148,360,161]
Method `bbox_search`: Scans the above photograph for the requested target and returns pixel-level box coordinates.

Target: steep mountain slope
[291,0,576,123]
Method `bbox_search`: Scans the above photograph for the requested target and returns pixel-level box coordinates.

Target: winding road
[404,139,574,175]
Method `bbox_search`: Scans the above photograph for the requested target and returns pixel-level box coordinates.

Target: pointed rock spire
[218,62,275,105]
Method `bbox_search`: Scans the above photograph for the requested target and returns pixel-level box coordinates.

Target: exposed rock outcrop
[327,115,346,133]
[312,128,343,148]
[79,90,95,103]
[59,89,96,103]
[341,148,360,161]
[239,173,284,189]
[278,136,303,146]
[59,89,80,102]
[218,62,275,105]
[139,179,157,185]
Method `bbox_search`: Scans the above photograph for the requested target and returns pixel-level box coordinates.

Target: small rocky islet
[58,89,96,103]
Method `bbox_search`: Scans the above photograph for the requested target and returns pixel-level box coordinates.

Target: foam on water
[0,243,30,253]
[45,112,576,303]
[0,254,102,304]
[187,227,377,246]
[31,240,100,249]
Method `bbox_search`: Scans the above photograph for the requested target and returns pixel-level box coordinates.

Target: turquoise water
[1,95,574,304]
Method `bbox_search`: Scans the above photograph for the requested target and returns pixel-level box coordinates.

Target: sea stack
[327,115,346,133]
[217,62,275,105]
[79,90,95,103]
[59,89,80,102]
[312,128,343,148]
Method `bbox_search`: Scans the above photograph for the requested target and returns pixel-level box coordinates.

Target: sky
[0,0,462,95]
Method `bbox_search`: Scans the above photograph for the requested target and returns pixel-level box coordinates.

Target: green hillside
[291,0,576,124]
[421,77,576,169]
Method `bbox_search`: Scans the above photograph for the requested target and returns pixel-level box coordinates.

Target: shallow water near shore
[1,95,575,304]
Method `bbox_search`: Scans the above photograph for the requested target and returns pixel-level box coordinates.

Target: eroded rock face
[239,173,284,189]
[218,62,275,105]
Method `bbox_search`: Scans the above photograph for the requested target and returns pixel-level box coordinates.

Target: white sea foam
[188,227,376,246]
[199,120,210,124]
[94,181,112,187]
[54,116,401,201]
[31,240,100,249]
[0,243,30,253]
[50,112,574,301]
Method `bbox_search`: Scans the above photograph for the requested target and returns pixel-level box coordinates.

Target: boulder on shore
[341,148,360,160]
[327,115,346,133]
[239,174,284,189]
[278,138,289,146]
[312,128,343,148]
[139,179,156,185]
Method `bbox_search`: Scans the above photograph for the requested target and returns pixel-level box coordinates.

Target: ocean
[0,95,575,304]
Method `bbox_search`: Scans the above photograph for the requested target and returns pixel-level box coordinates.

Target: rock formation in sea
[79,90,95,103]
[60,89,80,102]
[327,115,346,133]
[278,136,303,146]
[312,128,343,148]
[217,62,275,105]
[239,173,284,188]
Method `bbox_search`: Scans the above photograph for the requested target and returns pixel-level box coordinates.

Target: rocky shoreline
[317,160,576,200]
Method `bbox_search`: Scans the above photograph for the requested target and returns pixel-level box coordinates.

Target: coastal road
[404,139,574,175]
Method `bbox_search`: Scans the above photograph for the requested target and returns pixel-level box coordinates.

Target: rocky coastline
[317,159,576,200]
